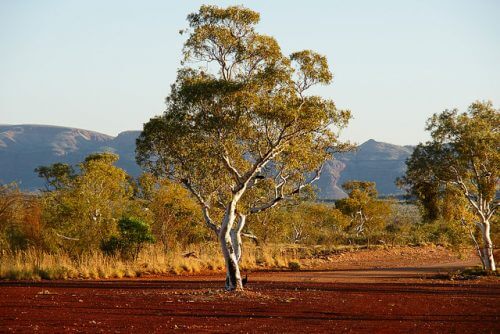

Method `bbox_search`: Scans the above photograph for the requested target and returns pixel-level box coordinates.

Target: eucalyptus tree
[401,101,499,270]
[136,5,351,290]
[39,153,134,254]
[35,163,75,191]
[336,181,391,246]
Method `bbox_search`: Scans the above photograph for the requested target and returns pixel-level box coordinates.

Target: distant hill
[0,125,413,198]
[316,139,413,199]
[0,125,141,190]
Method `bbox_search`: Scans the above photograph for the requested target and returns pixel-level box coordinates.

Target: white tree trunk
[231,214,246,263]
[219,202,243,291]
[478,220,496,271]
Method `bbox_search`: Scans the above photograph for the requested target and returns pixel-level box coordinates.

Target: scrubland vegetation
[0,155,494,280]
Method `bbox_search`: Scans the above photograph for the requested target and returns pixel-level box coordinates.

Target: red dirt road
[1,268,499,333]
[1,248,498,333]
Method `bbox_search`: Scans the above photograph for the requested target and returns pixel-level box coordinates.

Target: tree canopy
[39,153,135,254]
[336,181,392,244]
[401,101,499,270]
[136,5,351,290]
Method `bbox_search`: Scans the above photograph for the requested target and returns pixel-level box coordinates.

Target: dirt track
[1,248,499,333]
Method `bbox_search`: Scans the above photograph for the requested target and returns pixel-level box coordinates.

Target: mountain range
[0,124,413,198]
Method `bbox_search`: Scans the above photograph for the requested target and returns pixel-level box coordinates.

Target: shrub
[101,217,155,260]
[288,261,301,271]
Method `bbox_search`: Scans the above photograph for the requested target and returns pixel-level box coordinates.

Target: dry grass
[0,243,300,280]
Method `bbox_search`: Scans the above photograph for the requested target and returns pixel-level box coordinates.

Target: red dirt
[1,248,499,333]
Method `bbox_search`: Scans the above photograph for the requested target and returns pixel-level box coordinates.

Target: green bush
[101,217,155,260]
[288,261,301,271]
[100,236,122,256]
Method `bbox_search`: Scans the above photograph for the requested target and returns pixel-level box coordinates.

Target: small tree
[136,5,351,290]
[35,163,75,191]
[401,101,499,270]
[336,181,392,247]
[38,153,135,254]
[102,217,155,260]
[138,174,207,251]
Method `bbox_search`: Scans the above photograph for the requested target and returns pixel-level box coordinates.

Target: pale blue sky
[1,0,499,145]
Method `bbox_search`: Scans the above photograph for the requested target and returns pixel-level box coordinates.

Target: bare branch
[290,166,323,195]
[238,144,285,194]
[221,151,242,184]
[450,166,485,220]
[55,232,80,241]
[486,202,498,222]
[181,178,219,233]
[241,232,259,245]
[461,218,485,268]
[250,164,324,214]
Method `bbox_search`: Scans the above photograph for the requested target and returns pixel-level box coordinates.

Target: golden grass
[0,242,301,280]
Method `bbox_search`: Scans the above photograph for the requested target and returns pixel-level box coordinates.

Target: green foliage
[141,175,209,250]
[288,261,301,271]
[341,181,378,198]
[397,144,443,221]
[118,217,154,246]
[136,4,352,234]
[100,236,121,257]
[39,153,135,254]
[250,202,349,245]
[0,183,22,251]
[336,181,392,245]
[400,101,499,269]
[401,101,498,223]
[378,202,418,246]
[408,219,469,249]
[35,163,75,191]
[101,217,155,260]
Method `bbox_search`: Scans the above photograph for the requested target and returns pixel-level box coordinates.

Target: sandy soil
[0,247,498,333]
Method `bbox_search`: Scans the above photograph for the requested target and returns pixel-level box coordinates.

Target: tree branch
[450,166,484,220]
[237,144,284,194]
[221,151,242,185]
[486,202,498,222]
[250,164,323,214]
[181,178,219,233]
[461,218,485,268]
[55,232,80,241]
[241,232,259,245]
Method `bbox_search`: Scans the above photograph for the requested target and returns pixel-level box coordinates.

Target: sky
[1,0,499,145]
